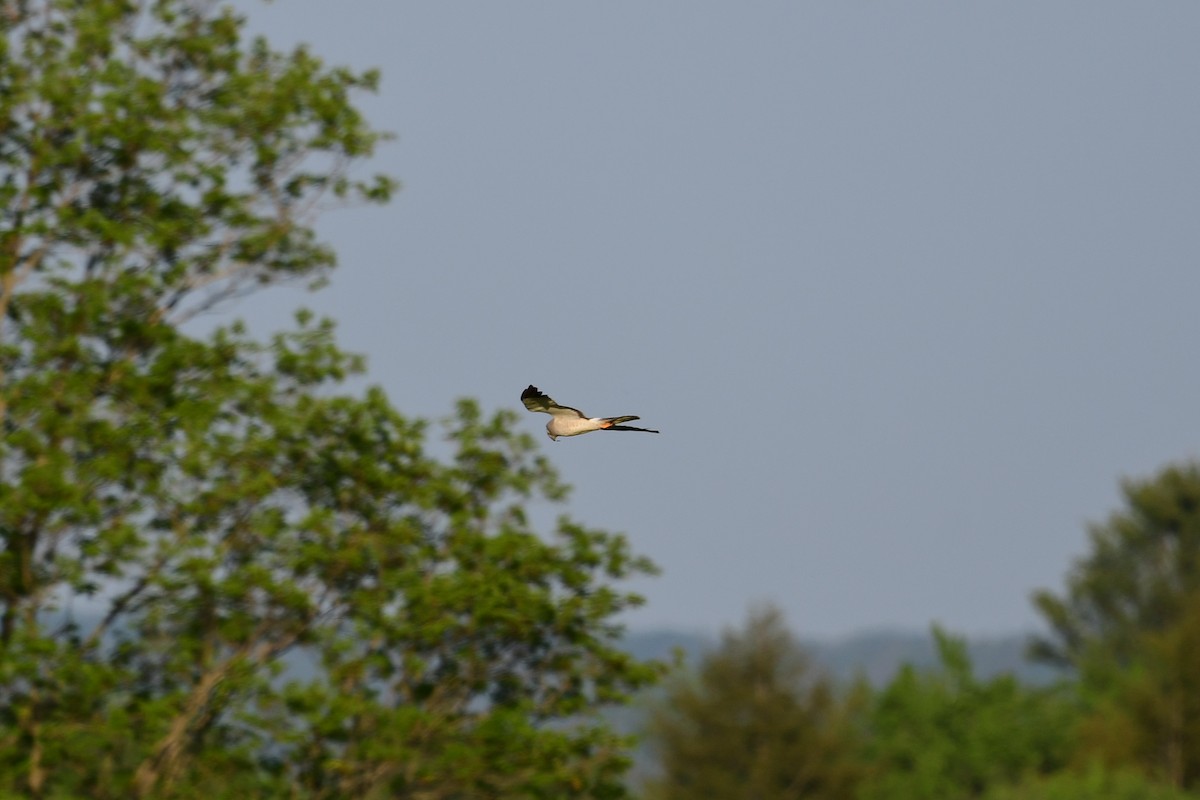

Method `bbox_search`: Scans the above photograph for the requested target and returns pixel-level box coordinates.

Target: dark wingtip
[521,384,540,400]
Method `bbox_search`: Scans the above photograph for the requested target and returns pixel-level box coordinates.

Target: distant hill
[621,628,1067,686]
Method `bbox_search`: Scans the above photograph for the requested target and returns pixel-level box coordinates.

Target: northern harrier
[521,385,660,441]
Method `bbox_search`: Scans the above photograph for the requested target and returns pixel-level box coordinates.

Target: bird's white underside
[546,416,605,437]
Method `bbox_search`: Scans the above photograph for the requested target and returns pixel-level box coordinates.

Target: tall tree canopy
[1031,463,1200,669]
[0,2,659,797]
[1031,463,1200,789]
[643,606,863,800]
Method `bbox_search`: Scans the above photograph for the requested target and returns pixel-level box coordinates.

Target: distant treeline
[623,627,1065,686]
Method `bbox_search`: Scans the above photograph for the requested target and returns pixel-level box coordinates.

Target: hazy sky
[231,2,1200,638]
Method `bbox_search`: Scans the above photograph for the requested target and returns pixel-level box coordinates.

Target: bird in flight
[521,385,660,441]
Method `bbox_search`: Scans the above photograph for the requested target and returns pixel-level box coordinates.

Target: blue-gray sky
[234,2,1200,638]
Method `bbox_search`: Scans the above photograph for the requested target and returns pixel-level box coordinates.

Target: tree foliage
[860,627,1076,800]
[981,765,1198,800]
[0,2,659,797]
[1030,463,1200,668]
[0,0,394,326]
[1031,463,1200,789]
[642,606,863,800]
[1068,589,1200,789]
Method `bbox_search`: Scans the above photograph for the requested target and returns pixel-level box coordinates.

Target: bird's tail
[602,415,640,426]
[602,416,660,434]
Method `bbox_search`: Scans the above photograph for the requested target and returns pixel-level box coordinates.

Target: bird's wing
[521,385,587,418]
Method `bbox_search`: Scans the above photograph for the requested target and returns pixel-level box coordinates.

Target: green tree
[1070,592,1200,789]
[642,606,863,800]
[982,765,1197,800]
[1031,464,1200,789]
[0,2,659,797]
[860,628,1076,800]
[1030,463,1200,668]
